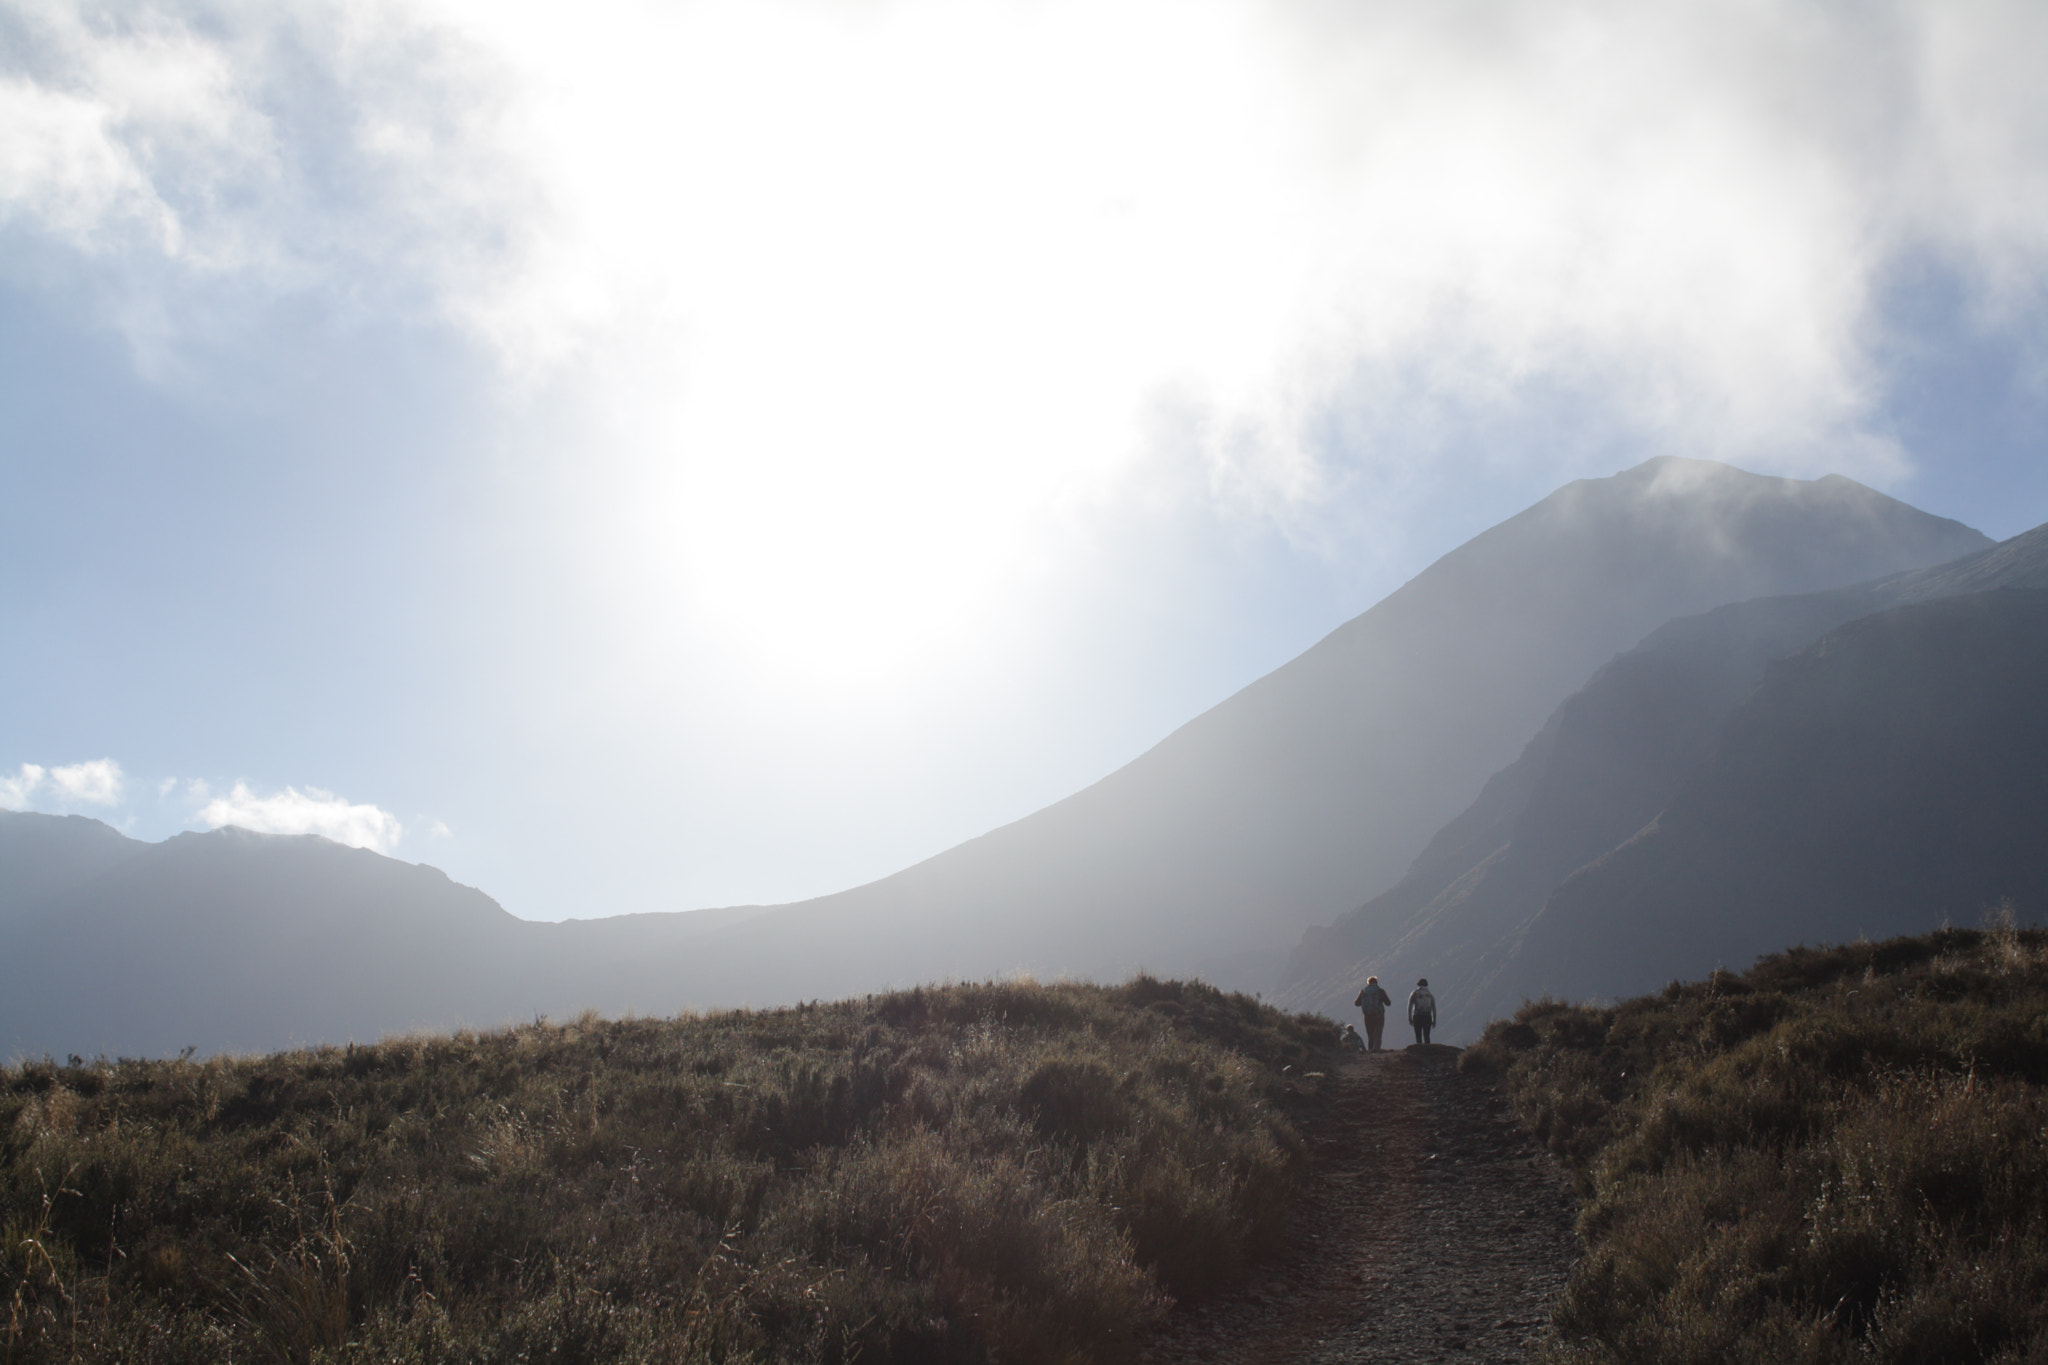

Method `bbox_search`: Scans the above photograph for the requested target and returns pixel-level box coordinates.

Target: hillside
[1465,925,2048,1363]
[0,821,530,1059]
[1511,588,2048,1011]
[1284,519,2048,1032]
[0,978,1328,1364]
[648,458,1987,1004]
[0,816,788,1060]
[0,810,142,922]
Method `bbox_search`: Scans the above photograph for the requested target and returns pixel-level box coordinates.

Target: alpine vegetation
[1464,920,2048,1364]
[0,978,1330,1364]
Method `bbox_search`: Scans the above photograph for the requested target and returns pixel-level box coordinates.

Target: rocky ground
[1138,1045,1579,1365]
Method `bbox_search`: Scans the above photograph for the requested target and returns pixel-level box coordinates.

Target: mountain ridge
[0,458,2000,1057]
[643,457,1990,1003]
[1283,518,2048,1032]
[1509,586,2048,1005]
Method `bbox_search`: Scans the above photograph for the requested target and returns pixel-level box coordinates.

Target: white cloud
[5,0,2047,680]
[0,758,124,809]
[0,67,172,248]
[433,0,2048,676]
[0,763,46,810]
[46,758,124,805]
[0,0,527,375]
[197,782,404,853]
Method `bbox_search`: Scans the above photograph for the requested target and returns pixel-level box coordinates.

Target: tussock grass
[1,976,1331,1364]
[1463,916,2048,1364]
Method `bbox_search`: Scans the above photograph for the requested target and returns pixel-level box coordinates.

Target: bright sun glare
[388,0,2021,687]
[455,0,1318,682]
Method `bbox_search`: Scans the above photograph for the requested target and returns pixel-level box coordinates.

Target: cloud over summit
[7,3,2042,532]
[197,782,404,853]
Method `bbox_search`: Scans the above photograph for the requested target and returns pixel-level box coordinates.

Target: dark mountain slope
[1279,588,1896,1025]
[0,810,142,925]
[0,816,786,1058]
[1509,588,2048,1008]
[656,459,1988,1003]
[1284,520,2048,1032]
[0,822,531,1058]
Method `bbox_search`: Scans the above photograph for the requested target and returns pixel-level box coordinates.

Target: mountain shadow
[1510,587,2048,1009]
[1283,520,2048,1034]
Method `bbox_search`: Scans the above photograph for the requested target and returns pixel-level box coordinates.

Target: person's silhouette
[1407,978,1437,1046]
[1353,975,1393,1050]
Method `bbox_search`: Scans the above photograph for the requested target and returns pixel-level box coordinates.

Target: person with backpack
[1353,975,1393,1051]
[1408,978,1438,1046]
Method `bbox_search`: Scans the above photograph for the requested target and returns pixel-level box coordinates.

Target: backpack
[1410,987,1436,1021]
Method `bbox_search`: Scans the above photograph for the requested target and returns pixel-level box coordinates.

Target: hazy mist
[7,458,2026,1060]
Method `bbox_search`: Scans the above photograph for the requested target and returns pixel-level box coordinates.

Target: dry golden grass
[1,976,1332,1365]
[1463,918,2048,1364]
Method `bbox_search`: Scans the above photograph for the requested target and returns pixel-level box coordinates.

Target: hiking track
[1139,1046,1579,1365]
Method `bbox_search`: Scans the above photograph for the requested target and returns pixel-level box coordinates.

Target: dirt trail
[1139,1046,1579,1365]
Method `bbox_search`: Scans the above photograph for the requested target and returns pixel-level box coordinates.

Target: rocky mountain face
[1283,522,2048,1036]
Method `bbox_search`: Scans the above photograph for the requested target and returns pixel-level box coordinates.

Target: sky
[3,0,2046,920]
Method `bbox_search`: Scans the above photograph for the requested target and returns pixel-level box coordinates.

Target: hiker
[1353,975,1393,1051]
[1339,1023,1366,1051]
[1408,978,1437,1046]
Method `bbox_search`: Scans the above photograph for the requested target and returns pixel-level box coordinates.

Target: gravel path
[1138,1045,1579,1365]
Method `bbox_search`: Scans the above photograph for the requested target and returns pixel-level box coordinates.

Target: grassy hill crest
[2,978,1330,1365]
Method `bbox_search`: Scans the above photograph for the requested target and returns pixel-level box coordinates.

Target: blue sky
[3,0,2045,920]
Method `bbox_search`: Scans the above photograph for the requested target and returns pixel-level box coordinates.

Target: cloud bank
[1,758,408,856]
[0,759,126,809]
[0,0,525,375]
[196,781,404,853]
[5,0,2047,678]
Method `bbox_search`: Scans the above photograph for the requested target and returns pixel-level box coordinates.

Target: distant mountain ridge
[0,820,773,1058]
[0,811,142,920]
[1283,519,2048,1033]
